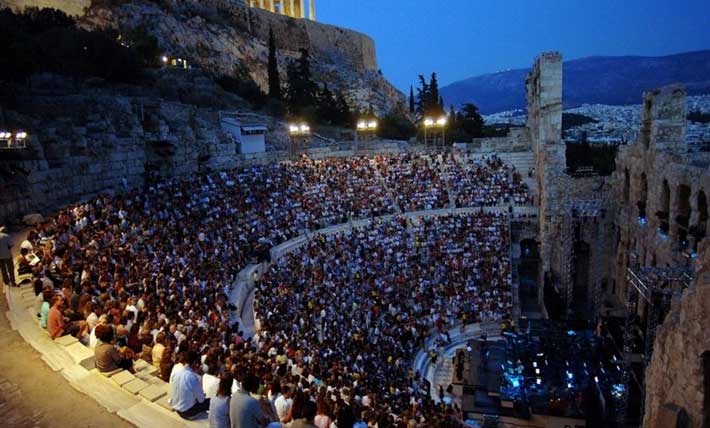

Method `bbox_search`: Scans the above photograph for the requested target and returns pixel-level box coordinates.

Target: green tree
[409,85,415,114]
[378,107,417,140]
[415,74,430,119]
[334,90,354,127]
[267,27,282,100]
[316,84,338,124]
[286,48,318,116]
[429,72,441,115]
[124,26,161,68]
[456,103,484,138]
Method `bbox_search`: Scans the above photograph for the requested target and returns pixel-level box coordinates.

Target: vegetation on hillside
[688,110,710,124]
[566,136,618,176]
[562,113,598,131]
[0,7,160,84]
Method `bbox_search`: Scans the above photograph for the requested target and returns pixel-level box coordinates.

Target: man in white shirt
[274,384,293,424]
[171,351,210,419]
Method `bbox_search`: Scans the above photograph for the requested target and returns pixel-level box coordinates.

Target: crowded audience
[16,153,523,427]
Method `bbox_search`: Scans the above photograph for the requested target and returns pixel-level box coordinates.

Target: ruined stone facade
[604,85,710,428]
[526,53,611,319]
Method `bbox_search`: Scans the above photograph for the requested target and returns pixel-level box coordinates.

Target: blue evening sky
[319,0,710,93]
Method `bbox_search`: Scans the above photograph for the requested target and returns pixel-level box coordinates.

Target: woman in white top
[208,373,232,428]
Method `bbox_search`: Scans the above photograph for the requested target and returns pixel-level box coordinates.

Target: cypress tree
[430,72,440,114]
[267,27,281,100]
[409,85,415,113]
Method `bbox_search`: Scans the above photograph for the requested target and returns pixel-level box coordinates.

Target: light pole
[0,131,28,149]
[288,123,311,158]
[356,118,378,151]
[436,116,448,147]
[424,118,434,148]
[423,116,447,149]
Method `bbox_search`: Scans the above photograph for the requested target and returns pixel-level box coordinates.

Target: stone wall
[0,86,405,225]
[0,95,241,224]
[470,128,532,153]
[643,266,710,428]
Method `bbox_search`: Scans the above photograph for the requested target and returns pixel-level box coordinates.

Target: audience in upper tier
[17,153,523,427]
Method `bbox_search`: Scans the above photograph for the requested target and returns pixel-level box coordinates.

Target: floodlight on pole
[288,122,311,158]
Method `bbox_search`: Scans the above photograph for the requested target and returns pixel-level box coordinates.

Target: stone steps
[4,276,210,428]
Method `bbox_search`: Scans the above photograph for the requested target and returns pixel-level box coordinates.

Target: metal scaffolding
[617,266,694,427]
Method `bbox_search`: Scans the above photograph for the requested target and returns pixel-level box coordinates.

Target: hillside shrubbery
[0,7,160,84]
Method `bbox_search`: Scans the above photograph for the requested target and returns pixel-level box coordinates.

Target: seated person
[47,295,85,340]
[171,351,210,419]
[94,324,135,373]
[16,248,33,276]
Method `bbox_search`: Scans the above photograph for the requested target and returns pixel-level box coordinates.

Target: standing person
[209,373,233,428]
[171,351,210,419]
[0,226,15,288]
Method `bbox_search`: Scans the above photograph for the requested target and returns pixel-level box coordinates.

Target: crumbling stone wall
[643,262,710,428]
[609,85,709,300]
[526,53,612,318]
[605,85,710,427]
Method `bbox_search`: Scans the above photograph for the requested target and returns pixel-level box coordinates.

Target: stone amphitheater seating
[4,282,209,428]
[4,182,536,426]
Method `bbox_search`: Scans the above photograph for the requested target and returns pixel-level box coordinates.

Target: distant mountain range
[440,50,710,114]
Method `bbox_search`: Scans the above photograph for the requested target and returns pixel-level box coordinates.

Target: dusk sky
[320,0,710,93]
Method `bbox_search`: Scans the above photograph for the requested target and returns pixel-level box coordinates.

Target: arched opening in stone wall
[692,191,708,253]
[572,240,591,319]
[642,98,652,149]
[624,168,630,205]
[658,179,671,235]
[638,173,648,221]
[674,184,692,247]
[519,239,541,314]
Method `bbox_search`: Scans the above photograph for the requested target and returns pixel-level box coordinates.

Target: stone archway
[638,172,648,220]
[519,238,541,313]
[691,191,708,253]
[572,240,591,319]
[674,184,692,247]
[624,168,630,205]
[659,179,671,235]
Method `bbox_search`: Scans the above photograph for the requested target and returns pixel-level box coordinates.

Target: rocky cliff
[0,0,405,113]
